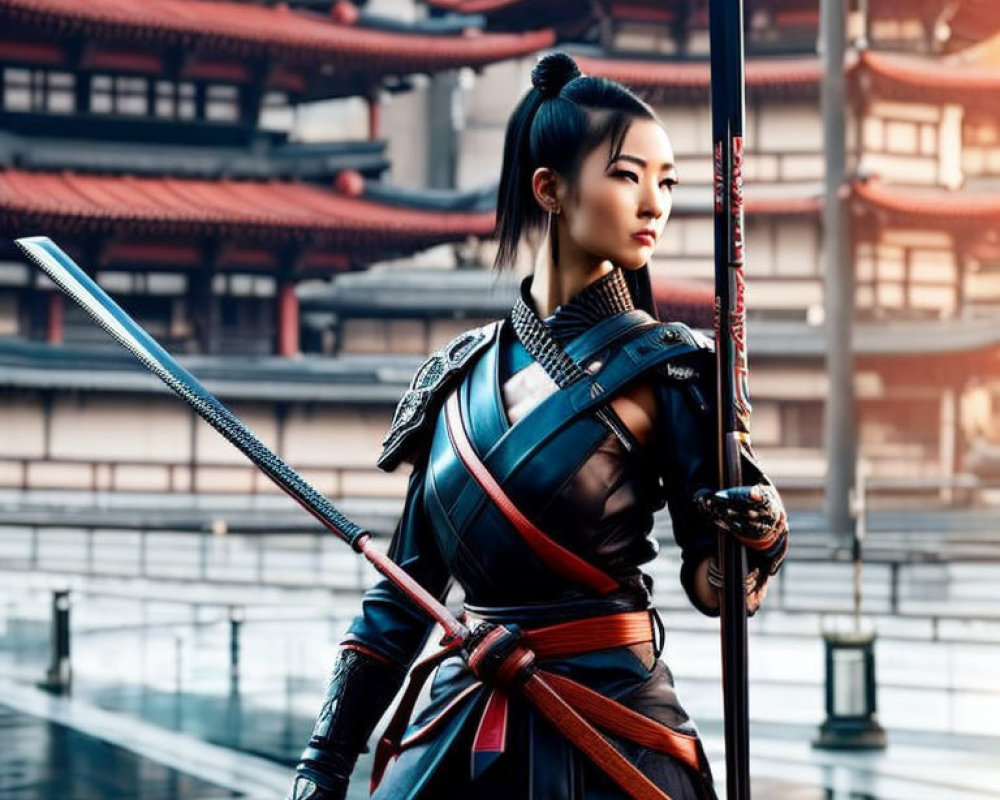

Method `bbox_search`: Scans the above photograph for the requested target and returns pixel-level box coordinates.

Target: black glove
[694,483,788,581]
[287,646,407,800]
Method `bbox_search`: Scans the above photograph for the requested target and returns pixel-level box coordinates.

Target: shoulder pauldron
[377,322,500,472]
[652,322,713,382]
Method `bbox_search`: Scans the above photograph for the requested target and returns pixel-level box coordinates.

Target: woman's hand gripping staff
[695,483,788,615]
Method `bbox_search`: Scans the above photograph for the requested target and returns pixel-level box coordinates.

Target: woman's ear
[531,167,562,215]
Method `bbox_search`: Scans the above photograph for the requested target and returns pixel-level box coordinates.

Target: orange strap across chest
[444,389,620,595]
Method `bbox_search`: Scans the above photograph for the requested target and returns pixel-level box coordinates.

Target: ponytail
[493,53,581,270]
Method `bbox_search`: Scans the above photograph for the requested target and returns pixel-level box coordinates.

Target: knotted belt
[370,611,705,799]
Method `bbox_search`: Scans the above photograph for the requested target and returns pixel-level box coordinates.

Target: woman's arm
[653,358,788,617]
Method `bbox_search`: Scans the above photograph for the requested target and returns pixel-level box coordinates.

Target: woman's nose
[640,180,668,220]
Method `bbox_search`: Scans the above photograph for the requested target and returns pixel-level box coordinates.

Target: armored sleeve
[652,351,770,616]
[294,455,451,795]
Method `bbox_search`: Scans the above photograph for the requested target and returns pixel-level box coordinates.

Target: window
[780,402,823,448]
[46,71,74,113]
[260,90,293,131]
[154,80,196,120]
[205,84,239,122]
[2,68,75,113]
[91,74,149,116]
[91,74,113,113]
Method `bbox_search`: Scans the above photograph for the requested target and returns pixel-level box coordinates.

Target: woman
[287,51,788,800]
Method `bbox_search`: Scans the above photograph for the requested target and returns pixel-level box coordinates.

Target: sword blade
[15,235,366,545]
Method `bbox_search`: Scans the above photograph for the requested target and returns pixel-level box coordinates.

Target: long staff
[16,235,678,800]
[708,2,752,799]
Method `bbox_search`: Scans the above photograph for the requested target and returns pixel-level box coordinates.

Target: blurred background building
[2,2,1000,799]
[2,0,1000,506]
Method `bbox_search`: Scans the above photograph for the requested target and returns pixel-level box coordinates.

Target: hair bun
[531,52,581,99]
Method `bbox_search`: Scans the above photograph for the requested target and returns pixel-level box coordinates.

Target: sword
[709,2,753,798]
[15,235,464,642]
[16,235,678,800]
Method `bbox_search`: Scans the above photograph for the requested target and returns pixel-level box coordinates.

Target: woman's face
[559,118,677,271]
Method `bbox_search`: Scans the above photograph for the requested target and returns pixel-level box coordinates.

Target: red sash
[371,611,704,795]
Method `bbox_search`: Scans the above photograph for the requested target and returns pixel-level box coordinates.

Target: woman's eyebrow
[607,153,676,171]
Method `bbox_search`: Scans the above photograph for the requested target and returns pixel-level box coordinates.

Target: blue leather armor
[300,269,779,800]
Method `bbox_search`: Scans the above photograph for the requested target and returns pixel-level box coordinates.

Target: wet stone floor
[0,703,239,800]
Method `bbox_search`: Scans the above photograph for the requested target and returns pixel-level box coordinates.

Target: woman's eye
[660,178,679,190]
[612,170,639,182]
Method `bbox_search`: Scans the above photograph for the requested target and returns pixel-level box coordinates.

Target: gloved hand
[694,483,788,585]
[285,768,347,800]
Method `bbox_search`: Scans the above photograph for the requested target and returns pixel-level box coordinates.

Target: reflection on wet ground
[0,704,239,800]
[2,574,1000,799]
[82,682,306,766]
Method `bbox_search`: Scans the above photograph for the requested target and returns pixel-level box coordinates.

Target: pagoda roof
[0,166,819,265]
[573,52,822,102]
[947,0,1000,48]
[853,180,1000,229]
[670,182,823,217]
[0,0,554,78]
[651,274,713,328]
[751,318,1000,363]
[0,131,391,182]
[4,319,996,401]
[0,169,495,255]
[0,335,414,403]
[300,266,714,326]
[424,0,819,43]
[856,49,1000,109]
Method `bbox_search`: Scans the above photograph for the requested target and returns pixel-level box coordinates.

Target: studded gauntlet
[694,482,789,585]
[287,646,407,800]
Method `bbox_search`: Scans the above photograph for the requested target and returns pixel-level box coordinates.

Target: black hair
[493,51,660,273]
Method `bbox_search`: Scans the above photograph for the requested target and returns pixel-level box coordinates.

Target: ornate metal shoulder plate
[377,322,500,472]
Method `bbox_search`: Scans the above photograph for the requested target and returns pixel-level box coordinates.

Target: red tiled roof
[856,49,1000,106]
[853,180,1000,227]
[423,0,528,11]
[0,170,496,249]
[574,54,823,100]
[948,1,1000,46]
[651,274,713,327]
[868,0,1000,48]
[0,0,555,69]
[948,27,1000,69]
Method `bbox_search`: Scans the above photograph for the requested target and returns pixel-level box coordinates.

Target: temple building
[0,0,548,497]
[422,0,1000,491]
[2,0,1000,507]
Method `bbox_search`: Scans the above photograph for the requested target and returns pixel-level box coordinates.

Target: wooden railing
[0,456,407,498]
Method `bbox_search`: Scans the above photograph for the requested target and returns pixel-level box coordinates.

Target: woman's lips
[632,232,655,246]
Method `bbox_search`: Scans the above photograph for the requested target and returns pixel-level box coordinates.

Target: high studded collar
[537,268,635,344]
